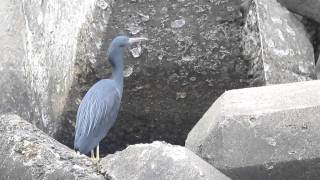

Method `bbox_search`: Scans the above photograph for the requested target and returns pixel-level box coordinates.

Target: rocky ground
[186,80,320,179]
[1,0,320,179]
[99,0,249,155]
[0,0,251,156]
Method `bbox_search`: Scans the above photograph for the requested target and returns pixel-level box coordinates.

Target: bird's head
[107,35,148,55]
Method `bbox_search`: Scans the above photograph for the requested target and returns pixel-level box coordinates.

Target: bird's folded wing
[76,86,121,138]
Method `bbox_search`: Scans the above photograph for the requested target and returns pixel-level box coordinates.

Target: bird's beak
[128,37,148,45]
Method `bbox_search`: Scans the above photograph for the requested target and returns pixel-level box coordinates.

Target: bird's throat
[110,56,124,90]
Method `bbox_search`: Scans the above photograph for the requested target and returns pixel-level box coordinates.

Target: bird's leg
[91,149,95,160]
[96,144,100,161]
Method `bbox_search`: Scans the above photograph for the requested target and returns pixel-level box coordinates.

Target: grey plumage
[74,80,121,154]
[74,35,147,155]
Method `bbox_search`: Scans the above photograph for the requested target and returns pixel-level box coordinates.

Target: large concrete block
[0,114,103,179]
[315,30,320,78]
[22,0,115,139]
[242,0,315,86]
[97,0,249,155]
[297,17,320,62]
[1,0,250,155]
[99,141,230,180]
[278,0,320,24]
[0,0,29,121]
[186,80,320,179]
[0,0,114,141]
[317,56,320,79]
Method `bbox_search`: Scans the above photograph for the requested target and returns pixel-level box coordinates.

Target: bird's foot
[96,144,100,161]
[90,157,99,164]
[90,150,99,163]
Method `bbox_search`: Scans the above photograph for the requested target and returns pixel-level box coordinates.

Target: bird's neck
[110,53,124,91]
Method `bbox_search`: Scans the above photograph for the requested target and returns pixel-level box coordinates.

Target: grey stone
[291,13,320,63]
[99,141,231,180]
[317,25,320,61]
[0,114,103,180]
[317,56,320,78]
[186,80,320,180]
[1,0,250,155]
[23,0,115,141]
[0,0,115,142]
[315,26,320,78]
[242,0,315,86]
[97,0,249,155]
[0,0,29,122]
[277,0,320,24]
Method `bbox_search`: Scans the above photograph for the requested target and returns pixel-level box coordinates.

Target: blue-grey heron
[74,35,148,160]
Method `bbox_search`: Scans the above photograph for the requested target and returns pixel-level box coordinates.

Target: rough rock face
[315,27,320,78]
[316,25,320,61]
[99,0,249,155]
[186,80,320,180]
[297,17,320,62]
[242,0,315,86]
[317,56,320,78]
[23,0,115,141]
[277,0,320,24]
[0,0,29,122]
[290,12,320,64]
[0,114,103,180]
[0,0,114,140]
[1,0,250,154]
[99,141,231,180]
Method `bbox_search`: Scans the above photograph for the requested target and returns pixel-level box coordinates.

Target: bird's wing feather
[75,82,121,139]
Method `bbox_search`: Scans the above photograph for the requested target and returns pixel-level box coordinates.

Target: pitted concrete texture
[186,80,320,180]
[97,0,249,155]
[316,51,320,79]
[242,0,315,86]
[0,114,103,180]
[99,141,231,180]
[0,0,250,156]
[278,0,320,23]
[0,0,115,143]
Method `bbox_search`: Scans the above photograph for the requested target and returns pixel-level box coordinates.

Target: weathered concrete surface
[186,80,320,179]
[315,26,320,78]
[277,0,320,24]
[99,141,231,180]
[22,0,115,140]
[0,114,103,180]
[316,25,320,61]
[0,0,30,121]
[0,0,115,142]
[317,56,320,79]
[97,0,249,155]
[292,14,320,64]
[1,0,250,155]
[300,18,320,62]
[242,0,315,86]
